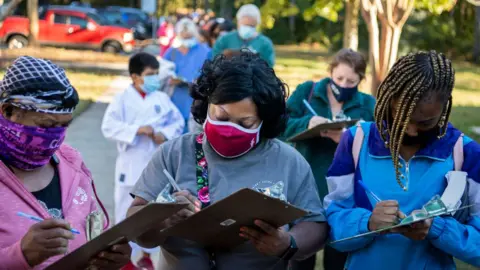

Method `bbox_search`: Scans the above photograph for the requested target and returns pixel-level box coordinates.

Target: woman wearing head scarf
[325,51,480,269]
[127,51,327,270]
[212,4,275,67]
[0,56,131,269]
[164,17,211,133]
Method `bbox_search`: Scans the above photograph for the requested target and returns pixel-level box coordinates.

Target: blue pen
[302,99,318,116]
[17,212,80,235]
[358,181,382,203]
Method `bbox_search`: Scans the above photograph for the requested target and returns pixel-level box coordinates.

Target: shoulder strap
[453,134,464,171]
[352,123,364,169]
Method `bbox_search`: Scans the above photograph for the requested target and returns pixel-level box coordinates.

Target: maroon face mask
[204,115,262,158]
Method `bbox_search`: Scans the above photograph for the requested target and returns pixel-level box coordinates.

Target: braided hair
[374,51,455,191]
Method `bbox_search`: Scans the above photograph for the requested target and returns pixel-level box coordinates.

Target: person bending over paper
[324,51,480,270]
[281,49,375,270]
[127,51,327,270]
[0,57,131,269]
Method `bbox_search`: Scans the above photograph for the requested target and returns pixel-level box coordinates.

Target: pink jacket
[0,144,109,269]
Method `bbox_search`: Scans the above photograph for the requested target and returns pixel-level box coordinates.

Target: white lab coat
[101,86,184,187]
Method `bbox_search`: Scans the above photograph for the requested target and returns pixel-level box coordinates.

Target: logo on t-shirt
[154,105,162,114]
[252,181,287,202]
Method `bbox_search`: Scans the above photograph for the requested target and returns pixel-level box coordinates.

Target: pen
[163,169,181,192]
[17,212,80,235]
[358,180,382,203]
[302,99,318,116]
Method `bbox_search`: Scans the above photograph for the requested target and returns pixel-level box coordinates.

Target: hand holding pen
[18,216,76,267]
[359,181,403,232]
[162,170,201,228]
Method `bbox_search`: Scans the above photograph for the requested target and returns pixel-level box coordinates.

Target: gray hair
[175,18,198,36]
[236,4,261,26]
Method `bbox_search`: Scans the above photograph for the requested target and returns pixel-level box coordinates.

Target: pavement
[65,75,131,220]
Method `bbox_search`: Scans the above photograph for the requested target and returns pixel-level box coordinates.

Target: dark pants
[289,245,347,270]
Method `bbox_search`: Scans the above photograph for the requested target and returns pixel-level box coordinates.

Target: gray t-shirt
[131,133,326,270]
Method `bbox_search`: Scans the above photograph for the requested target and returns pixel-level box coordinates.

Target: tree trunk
[289,0,296,41]
[220,0,233,20]
[343,0,360,50]
[361,0,414,96]
[27,0,38,47]
[361,0,381,95]
[204,0,209,11]
[156,0,162,16]
[474,5,480,63]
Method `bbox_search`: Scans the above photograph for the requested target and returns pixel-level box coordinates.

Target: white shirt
[101,85,184,186]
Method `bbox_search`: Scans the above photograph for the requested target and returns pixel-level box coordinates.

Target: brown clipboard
[287,119,359,142]
[46,203,188,270]
[161,188,308,249]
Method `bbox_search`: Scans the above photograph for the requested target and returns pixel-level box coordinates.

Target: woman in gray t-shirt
[127,51,328,270]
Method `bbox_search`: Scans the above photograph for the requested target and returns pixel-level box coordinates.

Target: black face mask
[330,80,358,102]
[402,127,439,146]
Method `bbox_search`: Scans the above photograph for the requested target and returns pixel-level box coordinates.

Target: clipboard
[161,188,308,249]
[330,204,474,244]
[46,203,188,270]
[287,119,358,142]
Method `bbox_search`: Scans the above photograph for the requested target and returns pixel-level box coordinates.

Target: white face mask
[238,25,257,40]
[179,37,197,48]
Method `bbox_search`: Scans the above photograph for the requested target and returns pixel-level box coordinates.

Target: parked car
[0,5,135,53]
[98,6,153,40]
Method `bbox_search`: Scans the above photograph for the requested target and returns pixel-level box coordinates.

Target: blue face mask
[330,79,358,102]
[179,38,197,48]
[141,75,161,94]
[238,25,257,40]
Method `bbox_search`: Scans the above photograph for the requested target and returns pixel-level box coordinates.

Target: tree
[220,0,233,20]
[361,0,457,95]
[343,0,360,50]
[27,0,38,47]
[468,0,480,62]
[305,0,360,50]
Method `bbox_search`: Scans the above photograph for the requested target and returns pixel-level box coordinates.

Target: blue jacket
[325,122,480,269]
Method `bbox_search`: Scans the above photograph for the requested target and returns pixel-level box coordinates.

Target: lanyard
[195,133,210,208]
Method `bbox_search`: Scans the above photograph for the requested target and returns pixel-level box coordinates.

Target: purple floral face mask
[0,115,66,171]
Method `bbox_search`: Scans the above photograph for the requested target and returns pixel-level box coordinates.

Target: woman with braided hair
[324,51,480,269]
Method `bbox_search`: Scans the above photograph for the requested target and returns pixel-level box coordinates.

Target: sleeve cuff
[358,211,372,234]
[427,217,446,240]
[6,241,32,269]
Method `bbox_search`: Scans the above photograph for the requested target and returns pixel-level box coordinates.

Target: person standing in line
[0,56,131,269]
[164,18,211,133]
[212,4,275,67]
[325,51,480,269]
[101,52,184,269]
[127,51,327,270]
[282,49,375,270]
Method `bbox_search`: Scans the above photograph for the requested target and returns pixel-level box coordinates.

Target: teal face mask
[141,75,161,94]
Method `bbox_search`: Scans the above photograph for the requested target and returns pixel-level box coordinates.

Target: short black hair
[191,50,288,139]
[128,52,160,75]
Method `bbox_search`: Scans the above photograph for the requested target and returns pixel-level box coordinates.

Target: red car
[0,6,135,53]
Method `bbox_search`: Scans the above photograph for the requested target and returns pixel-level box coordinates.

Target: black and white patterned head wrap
[0,56,79,114]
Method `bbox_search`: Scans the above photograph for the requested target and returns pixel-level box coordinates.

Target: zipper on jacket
[399,156,413,191]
